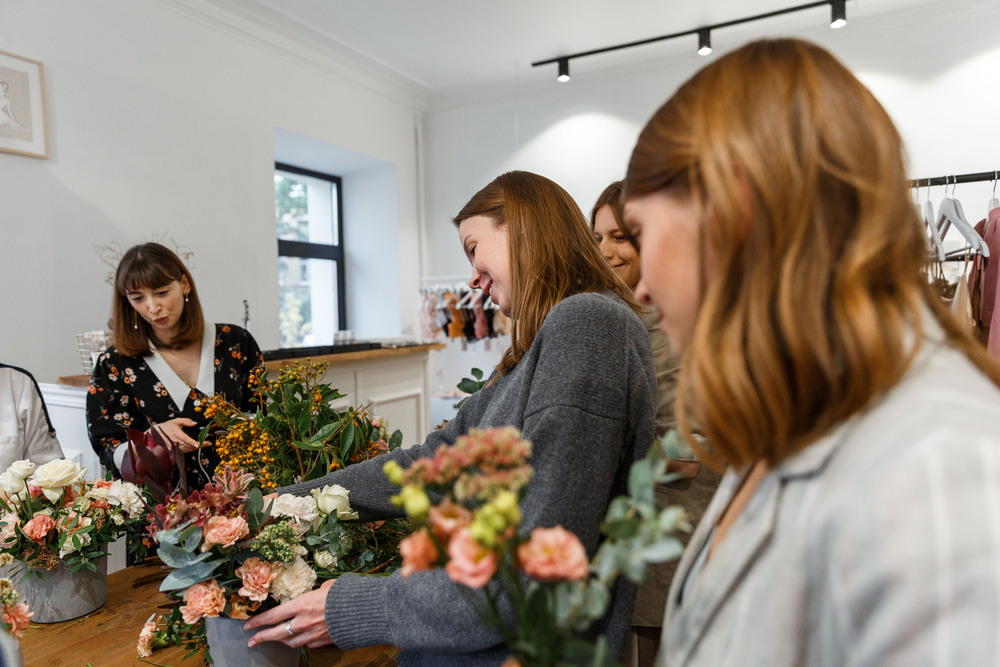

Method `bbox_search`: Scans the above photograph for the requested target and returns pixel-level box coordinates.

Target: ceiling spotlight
[557,58,570,83]
[697,29,712,56]
[830,0,847,29]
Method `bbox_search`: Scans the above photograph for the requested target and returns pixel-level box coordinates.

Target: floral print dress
[86,323,262,489]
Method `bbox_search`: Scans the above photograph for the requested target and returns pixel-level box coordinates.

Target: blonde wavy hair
[454,171,639,377]
[625,38,1000,470]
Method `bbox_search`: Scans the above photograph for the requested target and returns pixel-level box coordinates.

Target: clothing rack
[909,170,999,188]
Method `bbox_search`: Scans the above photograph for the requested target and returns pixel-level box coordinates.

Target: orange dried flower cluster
[213,419,277,490]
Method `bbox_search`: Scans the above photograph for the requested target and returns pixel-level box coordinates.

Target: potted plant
[0,458,147,622]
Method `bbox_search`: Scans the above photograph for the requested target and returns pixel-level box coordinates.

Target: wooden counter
[263,343,445,371]
[18,562,398,666]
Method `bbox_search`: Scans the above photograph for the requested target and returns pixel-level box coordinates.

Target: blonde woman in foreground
[624,38,1000,666]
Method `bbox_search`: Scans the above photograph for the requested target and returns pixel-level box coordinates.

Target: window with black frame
[274,163,346,349]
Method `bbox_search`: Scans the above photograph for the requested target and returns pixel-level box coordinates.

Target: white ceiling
[229,0,933,97]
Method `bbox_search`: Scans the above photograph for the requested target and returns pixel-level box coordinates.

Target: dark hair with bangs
[110,243,204,356]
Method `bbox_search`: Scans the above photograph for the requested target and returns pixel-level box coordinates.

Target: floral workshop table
[18,561,399,666]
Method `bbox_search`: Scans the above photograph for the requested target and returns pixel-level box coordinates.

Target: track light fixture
[533,0,848,81]
[697,29,712,56]
[557,58,570,83]
[830,0,847,28]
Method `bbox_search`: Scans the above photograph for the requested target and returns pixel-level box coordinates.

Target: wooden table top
[18,562,398,666]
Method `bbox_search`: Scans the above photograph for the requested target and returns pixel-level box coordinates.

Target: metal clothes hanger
[989,171,999,213]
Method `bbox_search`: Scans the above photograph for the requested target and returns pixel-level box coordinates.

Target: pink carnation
[428,497,472,543]
[180,579,226,624]
[136,620,156,658]
[517,526,589,581]
[201,515,249,551]
[21,514,56,544]
[400,528,438,577]
[235,557,280,602]
[3,601,32,638]
[445,527,498,588]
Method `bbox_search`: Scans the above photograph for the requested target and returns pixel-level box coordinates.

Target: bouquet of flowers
[0,458,146,573]
[199,360,402,490]
[137,465,360,659]
[384,427,690,667]
[0,578,31,638]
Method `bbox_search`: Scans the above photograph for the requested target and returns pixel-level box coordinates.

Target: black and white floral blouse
[86,323,262,489]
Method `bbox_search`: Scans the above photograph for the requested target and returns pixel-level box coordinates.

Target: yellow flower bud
[401,486,430,521]
[383,460,404,486]
[469,517,497,548]
[493,490,521,526]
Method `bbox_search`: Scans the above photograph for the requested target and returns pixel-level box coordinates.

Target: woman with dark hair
[624,38,1000,665]
[591,181,720,667]
[86,242,262,489]
[244,170,657,665]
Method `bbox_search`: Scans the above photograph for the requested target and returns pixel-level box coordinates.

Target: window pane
[278,257,339,348]
[274,171,337,245]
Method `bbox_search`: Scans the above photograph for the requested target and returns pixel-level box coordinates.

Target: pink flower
[501,659,522,667]
[180,579,226,624]
[517,526,589,581]
[136,620,156,658]
[235,557,280,602]
[428,498,472,543]
[400,528,438,577]
[3,601,32,638]
[21,514,56,544]
[0,512,20,548]
[27,486,43,500]
[445,527,499,588]
[201,515,249,551]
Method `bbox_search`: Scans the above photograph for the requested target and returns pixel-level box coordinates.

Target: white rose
[314,550,337,570]
[58,532,92,559]
[30,460,85,503]
[0,471,26,497]
[270,494,319,524]
[269,557,317,603]
[106,480,145,518]
[6,460,34,480]
[311,485,358,520]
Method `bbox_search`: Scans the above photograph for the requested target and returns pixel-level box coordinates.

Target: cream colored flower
[0,553,13,566]
[30,459,85,503]
[106,480,145,518]
[269,557,317,603]
[314,550,337,569]
[311,485,358,520]
[6,460,34,480]
[0,472,26,498]
[270,494,319,524]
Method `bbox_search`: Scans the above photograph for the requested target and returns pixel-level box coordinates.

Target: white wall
[419,0,1000,390]
[0,0,423,382]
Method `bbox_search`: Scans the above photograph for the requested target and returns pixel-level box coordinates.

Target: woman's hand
[244,579,336,649]
[148,418,203,453]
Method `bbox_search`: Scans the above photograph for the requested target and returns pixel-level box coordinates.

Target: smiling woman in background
[591,180,720,667]
[86,242,262,489]
[624,38,1000,665]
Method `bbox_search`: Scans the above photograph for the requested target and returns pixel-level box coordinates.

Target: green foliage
[455,367,486,408]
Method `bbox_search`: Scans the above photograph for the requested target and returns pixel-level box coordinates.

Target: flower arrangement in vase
[137,466,361,662]
[0,458,147,622]
[384,427,690,667]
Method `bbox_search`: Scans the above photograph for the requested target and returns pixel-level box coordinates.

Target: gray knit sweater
[281,291,656,666]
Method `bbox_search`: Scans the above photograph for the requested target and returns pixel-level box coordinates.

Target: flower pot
[204,615,299,667]
[18,556,107,623]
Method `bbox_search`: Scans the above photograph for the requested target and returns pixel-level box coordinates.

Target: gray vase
[17,556,107,623]
[204,615,299,666]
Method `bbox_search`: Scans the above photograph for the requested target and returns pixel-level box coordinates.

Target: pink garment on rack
[984,209,1000,357]
[978,211,1000,325]
[473,297,489,339]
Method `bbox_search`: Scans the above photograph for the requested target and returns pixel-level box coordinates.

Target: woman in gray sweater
[246,170,657,665]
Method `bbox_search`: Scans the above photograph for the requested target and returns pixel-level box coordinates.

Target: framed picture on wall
[0,49,47,159]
